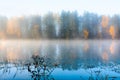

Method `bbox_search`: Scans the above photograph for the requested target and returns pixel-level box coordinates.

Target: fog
[0,11,120,39]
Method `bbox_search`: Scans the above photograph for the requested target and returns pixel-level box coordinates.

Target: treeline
[0,11,120,39]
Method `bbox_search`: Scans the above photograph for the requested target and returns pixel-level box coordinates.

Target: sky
[0,0,119,17]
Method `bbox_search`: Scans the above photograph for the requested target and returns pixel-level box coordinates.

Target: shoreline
[0,39,119,44]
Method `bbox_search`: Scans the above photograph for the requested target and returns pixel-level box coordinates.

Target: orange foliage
[109,25,115,39]
[7,18,17,35]
[101,16,109,28]
[6,18,21,37]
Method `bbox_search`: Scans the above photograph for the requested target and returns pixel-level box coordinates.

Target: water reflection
[0,40,119,80]
[0,40,120,68]
[27,55,57,80]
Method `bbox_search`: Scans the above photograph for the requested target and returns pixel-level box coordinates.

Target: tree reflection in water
[0,41,120,80]
[27,54,58,80]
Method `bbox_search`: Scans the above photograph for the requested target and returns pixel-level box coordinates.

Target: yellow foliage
[109,25,115,39]
[83,29,89,39]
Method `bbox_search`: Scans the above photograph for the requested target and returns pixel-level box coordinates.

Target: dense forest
[0,11,120,39]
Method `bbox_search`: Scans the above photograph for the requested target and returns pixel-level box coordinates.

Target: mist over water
[0,40,120,80]
[0,0,120,80]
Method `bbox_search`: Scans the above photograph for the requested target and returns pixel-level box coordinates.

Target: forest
[0,11,120,39]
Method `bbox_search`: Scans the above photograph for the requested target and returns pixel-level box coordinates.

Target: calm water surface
[0,40,120,80]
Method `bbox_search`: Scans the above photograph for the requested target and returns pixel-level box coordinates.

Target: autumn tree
[60,11,79,39]
[43,12,56,39]
[30,16,42,39]
[82,12,99,39]
[6,17,21,38]
[110,15,120,39]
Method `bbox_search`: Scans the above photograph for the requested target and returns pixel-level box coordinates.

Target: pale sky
[0,0,119,17]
